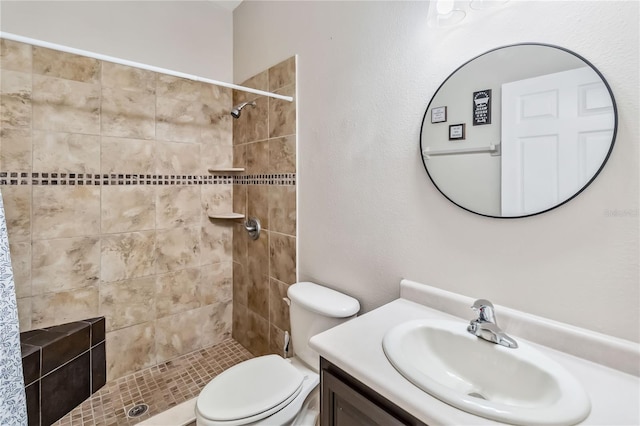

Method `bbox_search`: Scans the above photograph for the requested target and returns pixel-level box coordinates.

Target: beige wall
[234,1,639,342]
[231,57,297,356]
[0,39,234,380]
[0,0,233,81]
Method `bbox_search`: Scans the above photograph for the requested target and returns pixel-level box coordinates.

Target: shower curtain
[0,189,27,425]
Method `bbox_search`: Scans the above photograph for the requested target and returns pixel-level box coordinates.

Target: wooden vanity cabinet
[320,357,428,426]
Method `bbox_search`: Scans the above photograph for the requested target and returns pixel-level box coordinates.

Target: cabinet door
[322,369,407,426]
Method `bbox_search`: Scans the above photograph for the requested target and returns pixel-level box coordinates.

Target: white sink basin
[382,319,591,425]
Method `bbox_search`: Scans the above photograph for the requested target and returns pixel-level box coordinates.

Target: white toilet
[195,282,360,426]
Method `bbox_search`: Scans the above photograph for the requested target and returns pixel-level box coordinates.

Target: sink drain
[468,392,486,400]
[127,403,149,418]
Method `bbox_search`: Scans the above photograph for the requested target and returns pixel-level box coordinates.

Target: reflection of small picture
[449,123,465,140]
[431,106,447,123]
[473,89,492,125]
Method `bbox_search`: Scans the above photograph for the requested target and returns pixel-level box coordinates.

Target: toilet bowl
[195,282,359,426]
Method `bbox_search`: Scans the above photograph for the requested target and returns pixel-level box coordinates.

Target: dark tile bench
[20,317,106,426]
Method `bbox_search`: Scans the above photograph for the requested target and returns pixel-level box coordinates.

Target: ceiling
[210,0,243,11]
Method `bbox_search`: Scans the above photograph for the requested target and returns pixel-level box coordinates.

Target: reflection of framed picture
[473,89,492,125]
[449,123,465,140]
[431,106,447,123]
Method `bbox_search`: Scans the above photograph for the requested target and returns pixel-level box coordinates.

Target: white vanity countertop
[309,297,640,425]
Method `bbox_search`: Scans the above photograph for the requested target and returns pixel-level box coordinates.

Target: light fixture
[469,0,510,10]
[428,0,467,28]
[428,0,510,28]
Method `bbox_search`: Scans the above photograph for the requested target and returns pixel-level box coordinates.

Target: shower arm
[0,31,294,103]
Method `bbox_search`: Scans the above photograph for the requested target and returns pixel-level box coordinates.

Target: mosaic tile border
[0,172,296,186]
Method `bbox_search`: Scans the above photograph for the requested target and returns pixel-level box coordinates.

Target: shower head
[230,101,256,119]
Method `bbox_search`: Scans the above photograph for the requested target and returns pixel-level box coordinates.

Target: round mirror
[420,43,617,218]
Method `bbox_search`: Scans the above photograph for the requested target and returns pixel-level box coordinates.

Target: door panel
[501,67,614,216]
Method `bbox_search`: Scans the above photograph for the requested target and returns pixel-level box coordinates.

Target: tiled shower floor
[53,339,253,425]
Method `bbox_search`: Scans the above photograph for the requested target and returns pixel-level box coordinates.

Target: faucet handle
[470,299,496,324]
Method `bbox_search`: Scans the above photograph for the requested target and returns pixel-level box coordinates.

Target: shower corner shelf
[208,167,245,173]
[208,212,245,220]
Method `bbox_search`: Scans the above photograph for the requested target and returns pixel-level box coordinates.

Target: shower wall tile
[232,144,247,169]
[201,143,233,172]
[234,71,268,104]
[32,131,100,173]
[101,87,155,139]
[269,84,296,138]
[203,85,233,114]
[232,302,249,349]
[247,185,269,229]
[201,113,232,140]
[156,97,205,143]
[32,186,100,239]
[232,96,268,145]
[99,276,156,332]
[100,231,156,283]
[247,272,269,321]
[199,262,233,306]
[232,56,297,358]
[233,262,248,307]
[31,237,100,295]
[246,140,269,174]
[156,185,200,229]
[247,229,269,278]
[155,267,201,318]
[9,240,31,298]
[156,75,204,102]
[233,223,249,269]
[155,226,200,273]
[33,47,100,84]
[269,185,296,236]
[101,186,155,234]
[31,288,99,329]
[200,301,232,348]
[247,235,269,320]
[155,308,203,363]
[32,75,100,134]
[201,184,233,216]
[105,322,156,381]
[268,56,296,92]
[101,136,155,174]
[155,140,200,174]
[0,39,32,73]
[200,104,230,139]
[233,185,247,216]
[270,232,296,285]
[0,128,31,171]
[246,310,269,356]
[0,185,31,242]
[200,221,233,265]
[269,278,290,331]
[1,70,32,129]
[17,297,32,332]
[269,324,287,358]
[101,62,156,94]
[269,135,296,173]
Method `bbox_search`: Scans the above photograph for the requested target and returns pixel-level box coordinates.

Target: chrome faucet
[467,299,518,348]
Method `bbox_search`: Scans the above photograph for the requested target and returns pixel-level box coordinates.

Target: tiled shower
[231,56,297,357]
[1,35,297,422]
[1,37,236,382]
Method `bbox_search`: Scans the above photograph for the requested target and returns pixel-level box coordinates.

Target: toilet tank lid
[288,282,360,318]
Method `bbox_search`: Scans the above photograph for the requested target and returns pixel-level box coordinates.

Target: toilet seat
[196,355,304,425]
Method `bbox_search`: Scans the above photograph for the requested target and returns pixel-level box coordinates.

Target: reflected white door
[501,67,614,216]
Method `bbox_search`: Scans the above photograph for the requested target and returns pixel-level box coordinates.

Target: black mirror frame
[419,42,618,219]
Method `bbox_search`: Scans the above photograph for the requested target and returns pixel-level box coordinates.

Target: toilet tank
[287,282,360,372]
